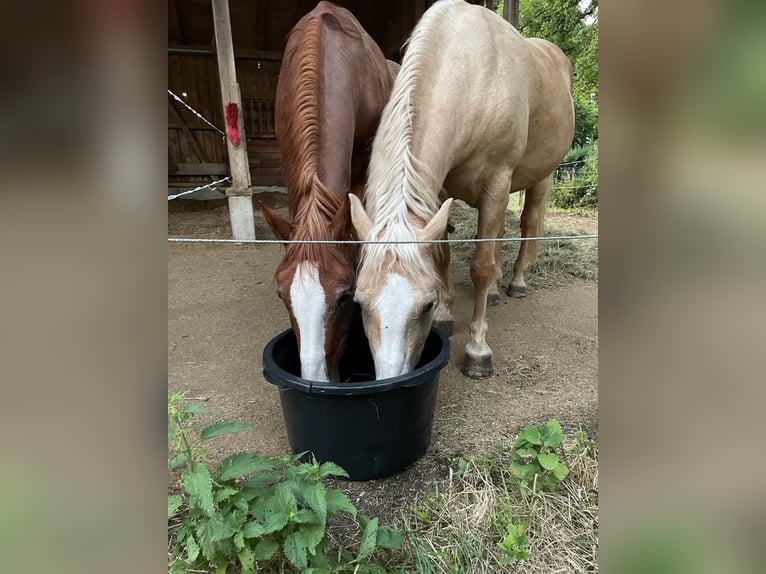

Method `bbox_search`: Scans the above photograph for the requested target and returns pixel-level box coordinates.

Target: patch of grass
[448,204,598,290]
[394,427,598,573]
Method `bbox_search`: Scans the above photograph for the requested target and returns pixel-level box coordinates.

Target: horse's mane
[278,6,363,267]
[361,0,460,283]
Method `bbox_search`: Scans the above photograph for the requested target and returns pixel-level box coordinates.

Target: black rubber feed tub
[263,324,450,480]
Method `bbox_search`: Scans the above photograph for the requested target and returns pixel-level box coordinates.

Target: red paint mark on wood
[225,102,240,146]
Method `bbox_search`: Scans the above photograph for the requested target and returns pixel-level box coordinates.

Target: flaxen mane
[360,0,460,283]
[278,9,362,266]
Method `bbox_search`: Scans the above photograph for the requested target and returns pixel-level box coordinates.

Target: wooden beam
[212,0,255,240]
[503,0,520,28]
[168,98,209,163]
[170,163,229,176]
[169,0,184,45]
[168,45,282,61]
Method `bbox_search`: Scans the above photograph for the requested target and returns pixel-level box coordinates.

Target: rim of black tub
[262,327,451,396]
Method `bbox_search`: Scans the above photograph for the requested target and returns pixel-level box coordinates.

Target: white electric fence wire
[167,177,231,200]
[168,89,225,136]
[168,234,598,245]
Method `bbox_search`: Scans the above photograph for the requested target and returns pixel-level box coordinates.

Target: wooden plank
[169,0,184,45]
[168,98,209,162]
[503,0,519,28]
[212,0,255,239]
[170,162,229,176]
[168,45,283,61]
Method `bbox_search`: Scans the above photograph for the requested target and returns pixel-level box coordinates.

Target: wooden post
[211,0,255,240]
[503,0,520,28]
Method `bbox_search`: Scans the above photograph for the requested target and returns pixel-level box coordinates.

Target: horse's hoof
[462,354,493,379]
[506,284,527,298]
[487,292,501,306]
[432,319,454,336]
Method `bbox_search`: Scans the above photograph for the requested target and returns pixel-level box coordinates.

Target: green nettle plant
[497,517,530,565]
[167,393,403,574]
[509,419,569,490]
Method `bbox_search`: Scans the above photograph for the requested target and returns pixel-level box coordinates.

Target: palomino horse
[262,1,398,381]
[349,0,574,379]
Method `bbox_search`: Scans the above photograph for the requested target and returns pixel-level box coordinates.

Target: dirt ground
[168,194,597,521]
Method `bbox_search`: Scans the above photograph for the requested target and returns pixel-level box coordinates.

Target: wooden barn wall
[168,0,446,187]
[168,53,283,185]
[168,54,227,167]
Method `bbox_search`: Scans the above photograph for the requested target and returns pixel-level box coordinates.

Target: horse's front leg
[432,237,455,335]
[463,182,511,379]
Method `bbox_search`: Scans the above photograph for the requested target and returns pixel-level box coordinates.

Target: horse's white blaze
[374,273,414,379]
[290,263,328,381]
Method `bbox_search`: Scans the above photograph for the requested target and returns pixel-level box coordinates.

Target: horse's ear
[418,198,453,242]
[349,194,372,241]
[261,202,293,241]
[330,194,351,238]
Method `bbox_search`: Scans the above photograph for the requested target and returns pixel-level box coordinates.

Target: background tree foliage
[498,0,599,147]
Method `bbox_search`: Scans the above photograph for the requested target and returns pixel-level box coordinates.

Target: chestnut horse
[262,2,398,381]
[349,0,574,379]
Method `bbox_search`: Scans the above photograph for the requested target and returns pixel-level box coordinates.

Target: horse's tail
[527,175,551,263]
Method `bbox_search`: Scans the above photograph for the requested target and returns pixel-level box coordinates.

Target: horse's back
[276,1,394,199]
[411,0,574,194]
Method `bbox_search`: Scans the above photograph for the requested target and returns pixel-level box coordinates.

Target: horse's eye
[337,291,352,306]
[421,300,435,315]
[277,290,284,301]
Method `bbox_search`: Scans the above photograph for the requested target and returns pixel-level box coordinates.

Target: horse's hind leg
[506,176,550,298]
[486,226,504,306]
[432,235,455,336]
[463,176,511,379]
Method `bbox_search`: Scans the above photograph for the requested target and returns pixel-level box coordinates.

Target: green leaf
[325,490,357,517]
[234,530,245,550]
[213,487,239,502]
[242,520,265,538]
[294,509,319,524]
[253,538,279,561]
[510,461,537,481]
[205,516,234,542]
[242,470,281,489]
[201,422,256,440]
[302,483,327,526]
[543,420,563,447]
[552,462,569,481]
[218,453,277,481]
[284,530,309,570]
[356,517,379,562]
[302,522,325,555]
[238,546,255,574]
[169,453,189,471]
[275,482,299,514]
[214,563,228,574]
[168,494,183,518]
[317,461,349,478]
[376,525,404,549]
[537,453,560,471]
[183,404,208,416]
[519,426,542,445]
[186,534,200,563]
[514,448,538,459]
[183,464,215,517]
[263,509,288,534]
